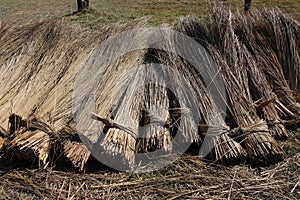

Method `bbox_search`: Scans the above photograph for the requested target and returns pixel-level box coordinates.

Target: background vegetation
[1,0,300,27]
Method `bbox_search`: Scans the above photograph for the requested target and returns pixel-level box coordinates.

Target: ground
[0,0,299,199]
[1,0,300,26]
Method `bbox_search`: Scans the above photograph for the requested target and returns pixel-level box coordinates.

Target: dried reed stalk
[9,130,50,167]
[63,140,90,171]
[136,79,172,153]
[1,7,298,170]
[0,126,9,137]
[0,136,4,152]
[0,19,148,169]
[176,8,286,163]
[207,8,285,163]
[235,8,300,119]
[233,14,289,139]
[0,126,8,151]
[156,28,246,162]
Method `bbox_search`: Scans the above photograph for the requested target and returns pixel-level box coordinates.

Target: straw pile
[0,8,299,171]
[1,154,299,199]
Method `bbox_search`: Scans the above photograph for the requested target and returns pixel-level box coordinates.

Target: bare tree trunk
[77,0,89,12]
[77,0,83,12]
[244,0,252,11]
[85,0,89,8]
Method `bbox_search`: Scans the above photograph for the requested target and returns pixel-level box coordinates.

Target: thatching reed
[176,7,300,164]
[152,48,246,163]
[0,126,8,151]
[0,18,146,171]
[0,136,4,152]
[234,8,300,119]
[0,7,299,171]
[234,8,300,136]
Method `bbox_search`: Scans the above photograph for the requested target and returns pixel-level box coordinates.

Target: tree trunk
[77,0,83,12]
[77,0,89,12]
[244,0,252,11]
[85,0,89,8]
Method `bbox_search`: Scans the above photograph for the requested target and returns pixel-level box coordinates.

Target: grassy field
[0,0,300,27]
[0,0,300,199]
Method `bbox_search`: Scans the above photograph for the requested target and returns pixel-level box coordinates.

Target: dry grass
[0,153,299,199]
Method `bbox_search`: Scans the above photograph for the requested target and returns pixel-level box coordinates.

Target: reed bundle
[0,8,299,171]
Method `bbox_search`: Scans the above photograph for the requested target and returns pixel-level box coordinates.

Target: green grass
[283,128,300,156]
[1,0,299,27]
